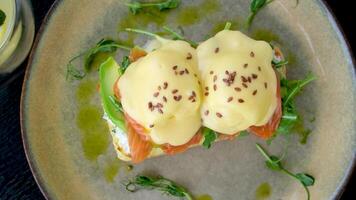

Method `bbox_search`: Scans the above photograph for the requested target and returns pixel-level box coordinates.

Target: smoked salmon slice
[125,113,153,163]
[161,131,203,155]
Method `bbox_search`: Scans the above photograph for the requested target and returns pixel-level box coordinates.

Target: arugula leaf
[246,0,274,29]
[126,0,180,15]
[202,127,217,149]
[256,143,315,200]
[0,9,6,26]
[66,39,131,80]
[125,175,193,200]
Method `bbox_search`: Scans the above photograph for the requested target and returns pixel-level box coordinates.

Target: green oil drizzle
[76,105,110,160]
[196,194,213,200]
[76,79,97,103]
[251,29,281,43]
[76,79,110,161]
[104,159,121,183]
[255,182,271,200]
[176,0,220,26]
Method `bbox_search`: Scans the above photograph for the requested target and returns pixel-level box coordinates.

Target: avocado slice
[99,57,126,131]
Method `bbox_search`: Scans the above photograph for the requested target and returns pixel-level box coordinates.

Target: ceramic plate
[21,0,355,199]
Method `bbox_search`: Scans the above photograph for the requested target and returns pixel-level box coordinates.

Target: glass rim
[0,0,21,52]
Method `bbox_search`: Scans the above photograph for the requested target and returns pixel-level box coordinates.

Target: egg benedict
[197,30,282,138]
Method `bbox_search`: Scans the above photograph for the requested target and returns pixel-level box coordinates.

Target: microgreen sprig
[126,0,181,15]
[0,9,6,26]
[224,22,232,30]
[246,0,274,29]
[202,127,217,149]
[256,143,315,200]
[125,175,194,200]
[66,39,131,80]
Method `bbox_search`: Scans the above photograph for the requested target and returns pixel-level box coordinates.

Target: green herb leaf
[273,60,289,68]
[238,130,249,138]
[163,26,198,47]
[126,0,180,15]
[66,39,131,81]
[125,175,193,200]
[202,127,217,149]
[256,143,315,200]
[119,56,131,74]
[246,0,274,29]
[224,22,232,30]
[296,173,315,187]
[0,9,6,26]
[282,73,316,107]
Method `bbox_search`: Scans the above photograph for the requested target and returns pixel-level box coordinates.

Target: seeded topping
[213,84,217,91]
[163,96,167,102]
[194,73,198,77]
[244,63,248,68]
[173,65,178,70]
[153,92,159,97]
[205,86,209,91]
[158,86,161,90]
[158,109,164,114]
[210,71,214,75]
[188,96,194,100]
[204,92,209,96]
[174,71,178,75]
[250,51,255,57]
[225,70,229,75]
[253,90,257,95]
[186,52,192,60]
[179,70,185,75]
[216,112,223,118]
[185,68,189,74]
[149,124,154,128]
[174,95,182,101]
[227,97,233,102]
[241,76,248,82]
[148,102,153,110]
[192,91,196,97]
[247,76,252,83]
[156,103,163,108]
[163,82,168,89]
[252,74,258,79]
[198,81,201,85]
[215,47,220,53]
[238,98,245,103]
[205,110,209,116]
[234,87,241,92]
[242,83,248,88]
[223,71,237,86]
[172,89,178,94]
[192,99,196,103]
[213,75,218,82]
[258,66,261,71]
[264,82,268,89]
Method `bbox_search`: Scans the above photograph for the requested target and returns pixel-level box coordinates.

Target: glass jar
[0,0,34,74]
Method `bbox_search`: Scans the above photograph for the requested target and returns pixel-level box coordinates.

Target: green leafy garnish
[119,56,131,74]
[256,143,315,200]
[163,26,198,47]
[202,127,217,149]
[224,22,232,30]
[276,73,316,143]
[126,27,198,47]
[273,60,289,68]
[66,39,131,80]
[125,175,193,200]
[246,0,274,29]
[126,0,181,15]
[0,9,6,26]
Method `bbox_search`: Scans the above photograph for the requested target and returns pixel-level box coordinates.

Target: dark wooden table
[0,0,354,199]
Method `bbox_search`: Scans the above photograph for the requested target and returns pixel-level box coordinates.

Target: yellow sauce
[196,194,213,200]
[197,30,277,134]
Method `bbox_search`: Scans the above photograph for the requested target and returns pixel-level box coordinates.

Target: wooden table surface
[0,0,354,199]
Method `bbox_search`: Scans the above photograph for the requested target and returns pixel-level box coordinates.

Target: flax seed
[252,74,258,79]
[250,51,255,57]
[163,82,168,89]
[253,90,257,95]
[216,112,223,118]
[205,110,209,116]
[172,89,178,94]
[227,97,233,102]
[242,83,248,88]
[238,99,244,103]
[186,53,192,60]
[153,92,159,97]
[215,47,220,53]
[234,87,241,92]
